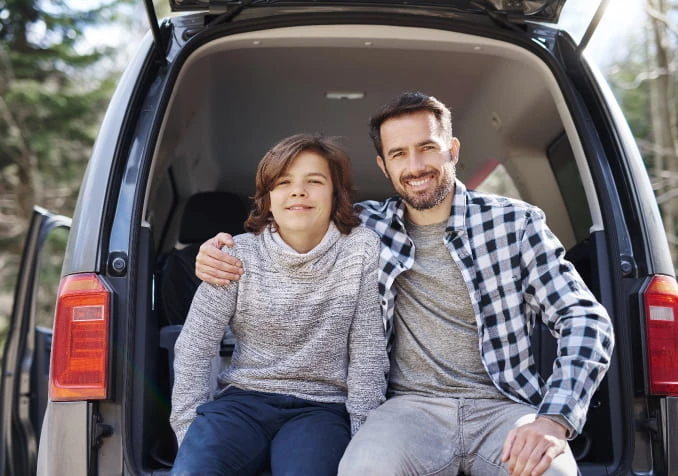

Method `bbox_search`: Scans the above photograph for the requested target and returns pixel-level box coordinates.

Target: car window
[35,227,69,330]
[548,135,593,244]
[474,163,522,200]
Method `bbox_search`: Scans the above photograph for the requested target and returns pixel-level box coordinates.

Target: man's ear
[376,156,389,178]
[450,137,461,165]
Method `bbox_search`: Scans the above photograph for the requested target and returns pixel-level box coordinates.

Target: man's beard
[393,162,455,210]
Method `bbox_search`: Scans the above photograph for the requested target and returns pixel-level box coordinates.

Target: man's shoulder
[355,197,398,221]
[466,189,543,217]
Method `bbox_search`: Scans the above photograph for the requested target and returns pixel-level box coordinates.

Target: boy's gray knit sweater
[170,224,389,446]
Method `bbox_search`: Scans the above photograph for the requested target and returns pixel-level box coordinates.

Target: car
[1,0,676,474]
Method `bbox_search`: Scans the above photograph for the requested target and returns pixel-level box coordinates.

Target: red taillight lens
[644,275,678,395]
[50,273,110,401]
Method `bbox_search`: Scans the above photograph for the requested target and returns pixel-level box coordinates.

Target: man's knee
[338,439,402,476]
[540,449,579,476]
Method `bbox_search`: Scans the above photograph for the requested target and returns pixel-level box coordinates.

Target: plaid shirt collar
[376,179,468,234]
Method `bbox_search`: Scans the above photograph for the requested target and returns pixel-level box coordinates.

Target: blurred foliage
[0,0,139,353]
[0,0,127,248]
[606,1,678,265]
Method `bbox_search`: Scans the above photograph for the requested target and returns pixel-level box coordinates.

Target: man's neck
[404,190,454,226]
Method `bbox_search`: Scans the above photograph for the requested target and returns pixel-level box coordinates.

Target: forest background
[0,0,676,326]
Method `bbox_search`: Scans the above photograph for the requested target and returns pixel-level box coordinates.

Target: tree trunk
[645,0,678,268]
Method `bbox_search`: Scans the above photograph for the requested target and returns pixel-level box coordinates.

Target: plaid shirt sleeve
[519,207,614,435]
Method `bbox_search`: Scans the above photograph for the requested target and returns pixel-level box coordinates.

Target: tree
[645,0,678,264]
[0,0,124,247]
[607,1,678,269]
[0,0,138,323]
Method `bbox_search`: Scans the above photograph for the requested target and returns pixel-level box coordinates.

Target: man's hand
[501,416,569,476]
[195,232,244,285]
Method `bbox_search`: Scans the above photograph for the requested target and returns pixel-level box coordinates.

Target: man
[194,92,614,475]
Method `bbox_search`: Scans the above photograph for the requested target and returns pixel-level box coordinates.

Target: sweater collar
[262,222,342,276]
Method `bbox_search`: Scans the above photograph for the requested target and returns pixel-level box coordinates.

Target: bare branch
[609,66,675,89]
[636,138,678,158]
[646,3,678,38]
[656,188,678,204]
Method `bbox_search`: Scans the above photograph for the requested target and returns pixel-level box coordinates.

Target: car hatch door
[0,207,71,476]
[166,0,567,22]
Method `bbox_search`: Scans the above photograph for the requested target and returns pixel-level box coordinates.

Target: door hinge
[92,413,114,450]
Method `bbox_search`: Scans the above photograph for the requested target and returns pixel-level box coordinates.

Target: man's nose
[406,151,427,171]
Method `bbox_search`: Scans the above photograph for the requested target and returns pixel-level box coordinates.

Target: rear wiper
[179,0,257,40]
[470,0,562,30]
[207,0,257,28]
[469,0,525,32]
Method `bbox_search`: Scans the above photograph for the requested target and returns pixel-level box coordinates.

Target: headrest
[178,191,248,243]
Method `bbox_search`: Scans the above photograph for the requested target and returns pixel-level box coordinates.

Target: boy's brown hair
[245,133,360,234]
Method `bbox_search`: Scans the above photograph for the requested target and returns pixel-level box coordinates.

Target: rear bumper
[37,402,89,476]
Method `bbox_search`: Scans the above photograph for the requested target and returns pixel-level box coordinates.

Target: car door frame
[0,207,71,476]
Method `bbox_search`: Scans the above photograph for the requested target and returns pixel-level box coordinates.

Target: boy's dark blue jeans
[171,386,351,475]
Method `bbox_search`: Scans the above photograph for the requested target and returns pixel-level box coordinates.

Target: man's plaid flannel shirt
[355,180,614,437]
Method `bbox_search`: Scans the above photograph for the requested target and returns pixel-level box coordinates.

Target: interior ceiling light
[325,91,365,100]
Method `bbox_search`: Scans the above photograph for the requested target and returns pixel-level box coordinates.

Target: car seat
[158,191,248,326]
[154,191,248,467]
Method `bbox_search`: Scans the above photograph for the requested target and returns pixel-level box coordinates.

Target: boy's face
[269,150,333,246]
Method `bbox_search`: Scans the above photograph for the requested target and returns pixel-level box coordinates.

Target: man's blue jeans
[172,386,350,475]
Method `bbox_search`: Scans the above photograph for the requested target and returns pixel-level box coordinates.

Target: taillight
[644,275,678,395]
[50,273,111,401]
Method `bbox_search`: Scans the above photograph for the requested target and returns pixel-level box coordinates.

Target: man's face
[377,110,459,211]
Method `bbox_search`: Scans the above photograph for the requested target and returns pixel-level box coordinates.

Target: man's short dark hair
[369,92,453,157]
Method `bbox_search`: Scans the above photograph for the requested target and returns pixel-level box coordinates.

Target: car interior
[138,24,612,470]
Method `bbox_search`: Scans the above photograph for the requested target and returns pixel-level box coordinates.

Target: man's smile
[402,172,436,190]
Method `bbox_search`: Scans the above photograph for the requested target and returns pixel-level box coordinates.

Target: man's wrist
[537,414,573,439]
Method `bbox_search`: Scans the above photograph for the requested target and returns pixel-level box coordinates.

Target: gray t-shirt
[388,219,503,399]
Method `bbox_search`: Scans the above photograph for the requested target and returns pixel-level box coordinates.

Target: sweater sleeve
[345,231,389,435]
[169,279,238,446]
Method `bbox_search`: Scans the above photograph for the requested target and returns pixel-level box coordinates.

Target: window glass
[548,135,593,243]
[36,227,69,329]
[474,163,522,200]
